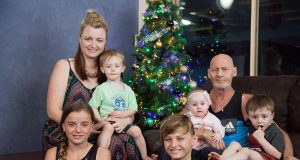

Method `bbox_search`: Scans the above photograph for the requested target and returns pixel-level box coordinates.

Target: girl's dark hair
[74,8,108,83]
[58,101,95,160]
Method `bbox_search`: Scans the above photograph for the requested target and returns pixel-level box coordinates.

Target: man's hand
[91,122,105,134]
[195,128,225,150]
[212,132,222,143]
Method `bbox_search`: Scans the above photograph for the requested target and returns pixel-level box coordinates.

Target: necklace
[85,70,98,79]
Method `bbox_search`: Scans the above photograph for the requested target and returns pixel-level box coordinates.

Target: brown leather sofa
[143,75,300,158]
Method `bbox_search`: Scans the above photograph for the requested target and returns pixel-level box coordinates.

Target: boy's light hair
[160,114,195,143]
[99,49,125,67]
[246,95,275,113]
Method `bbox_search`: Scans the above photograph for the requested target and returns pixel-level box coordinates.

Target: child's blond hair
[99,49,125,67]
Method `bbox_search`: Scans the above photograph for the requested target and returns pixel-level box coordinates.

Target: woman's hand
[91,121,105,134]
[106,116,131,133]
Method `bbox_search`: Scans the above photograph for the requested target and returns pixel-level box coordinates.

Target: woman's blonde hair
[74,8,108,83]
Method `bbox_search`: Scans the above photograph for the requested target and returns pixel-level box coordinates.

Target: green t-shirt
[89,81,138,118]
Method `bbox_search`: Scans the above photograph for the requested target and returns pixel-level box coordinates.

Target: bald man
[201,54,297,160]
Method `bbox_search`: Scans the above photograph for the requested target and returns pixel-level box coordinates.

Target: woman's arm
[47,59,70,124]
[44,147,57,160]
[111,109,135,119]
[96,147,111,160]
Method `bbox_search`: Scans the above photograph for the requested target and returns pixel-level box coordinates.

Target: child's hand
[111,111,124,118]
[212,132,222,143]
[253,127,265,141]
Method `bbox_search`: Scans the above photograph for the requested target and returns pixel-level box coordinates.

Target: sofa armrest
[143,129,161,154]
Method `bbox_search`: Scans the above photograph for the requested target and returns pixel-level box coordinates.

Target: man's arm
[194,128,225,150]
[241,93,253,121]
[280,127,295,160]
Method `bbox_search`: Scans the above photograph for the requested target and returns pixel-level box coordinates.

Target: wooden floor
[0,152,43,160]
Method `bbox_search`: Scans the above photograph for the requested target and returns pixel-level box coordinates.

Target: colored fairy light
[146,118,154,125]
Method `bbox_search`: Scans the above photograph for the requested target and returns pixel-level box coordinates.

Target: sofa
[143,75,300,158]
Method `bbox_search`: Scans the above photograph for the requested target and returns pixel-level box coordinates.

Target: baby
[185,89,225,150]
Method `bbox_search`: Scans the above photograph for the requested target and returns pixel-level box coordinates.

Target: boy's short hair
[160,114,195,143]
[246,95,275,113]
[99,49,125,66]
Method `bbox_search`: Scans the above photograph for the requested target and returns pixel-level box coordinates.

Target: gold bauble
[167,37,174,45]
[155,40,163,48]
[180,65,188,73]
[179,96,187,105]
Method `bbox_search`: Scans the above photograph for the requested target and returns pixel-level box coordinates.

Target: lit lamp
[217,0,234,10]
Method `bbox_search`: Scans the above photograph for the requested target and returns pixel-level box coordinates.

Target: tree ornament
[132,63,140,71]
[179,65,188,73]
[179,96,187,105]
[167,20,174,27]
[141,28,170,43]
[159,4,165,8]
[188,80,197,88]
[173,88,181,95]
[153,14,158,19]
[153,54,158,58]
[137,55,144,62]
[137,41,145,47]
[167,37,174,45]
[155,40,163,48]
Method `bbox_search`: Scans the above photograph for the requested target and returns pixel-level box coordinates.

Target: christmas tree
[129,0,195,130]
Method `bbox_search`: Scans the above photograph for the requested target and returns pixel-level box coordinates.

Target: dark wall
[0,0,138,154]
